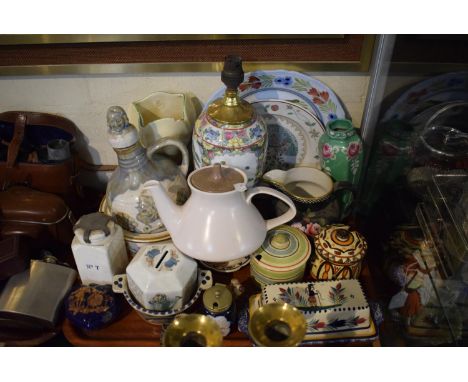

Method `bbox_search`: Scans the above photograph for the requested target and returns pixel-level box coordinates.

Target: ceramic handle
[246,186,297,231]
[146,138,189,176]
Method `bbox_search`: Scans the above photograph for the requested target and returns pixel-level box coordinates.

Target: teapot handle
[146,138,189,176]
[246,186,297,231]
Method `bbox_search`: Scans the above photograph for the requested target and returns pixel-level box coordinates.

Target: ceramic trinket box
[65,284,120,330]
[112,270,213,326]
[260,279,373,340]
[311,224,367,280]
[125,242,197,311]
[202,283,236,336]
[250,225,311,285]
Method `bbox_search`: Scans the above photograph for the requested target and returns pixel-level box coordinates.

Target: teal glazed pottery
[319,119,363,216]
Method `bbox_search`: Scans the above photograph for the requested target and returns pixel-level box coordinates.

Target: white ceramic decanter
[105,106,190,235]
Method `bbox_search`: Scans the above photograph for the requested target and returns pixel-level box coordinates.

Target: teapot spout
[143,180,182,235]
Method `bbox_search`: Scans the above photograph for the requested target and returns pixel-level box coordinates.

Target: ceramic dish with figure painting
[204,70,347,170]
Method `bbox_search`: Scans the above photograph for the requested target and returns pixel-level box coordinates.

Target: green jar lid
[251,225,311,273]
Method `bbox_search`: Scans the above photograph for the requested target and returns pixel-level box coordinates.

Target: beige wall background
[0,72,370,166]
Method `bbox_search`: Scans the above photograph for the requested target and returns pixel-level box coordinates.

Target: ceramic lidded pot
[65,284,120,330]
[125,242,197,311]
[311,225,367,280]
[202,283,236,337]
[318,119,363,216]
[250,225,311,285]
[192,55,267,187]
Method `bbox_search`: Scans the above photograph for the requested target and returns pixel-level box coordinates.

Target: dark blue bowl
[65,284,120,331]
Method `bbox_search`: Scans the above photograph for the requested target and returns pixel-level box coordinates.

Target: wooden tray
[63,262,381,346]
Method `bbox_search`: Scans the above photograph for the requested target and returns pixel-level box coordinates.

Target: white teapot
[143,164,296,262]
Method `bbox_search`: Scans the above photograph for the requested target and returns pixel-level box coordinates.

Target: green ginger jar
[318,119,363,217]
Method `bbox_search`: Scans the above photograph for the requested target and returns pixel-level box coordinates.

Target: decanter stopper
[106,106,139,149]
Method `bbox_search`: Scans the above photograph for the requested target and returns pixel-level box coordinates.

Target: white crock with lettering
[71,213,129,285]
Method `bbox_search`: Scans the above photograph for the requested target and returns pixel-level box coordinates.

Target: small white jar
[71,213,129,285]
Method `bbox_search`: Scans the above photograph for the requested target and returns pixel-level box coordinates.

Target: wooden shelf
[63,262,381,347]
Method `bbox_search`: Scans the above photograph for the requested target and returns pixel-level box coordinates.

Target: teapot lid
[190,164,245,193]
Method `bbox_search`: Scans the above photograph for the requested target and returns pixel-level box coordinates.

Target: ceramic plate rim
[203,69,347,126]
[252,99,325,171]
[382,71,468,122]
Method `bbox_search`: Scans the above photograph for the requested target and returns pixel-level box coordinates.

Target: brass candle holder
[248,303,307,347]
[162,314,223,347]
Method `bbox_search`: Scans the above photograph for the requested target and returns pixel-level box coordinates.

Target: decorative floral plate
[251,100,324,170]
[204,70,347,170]
[382,71,468,122]
[206,70,347,126]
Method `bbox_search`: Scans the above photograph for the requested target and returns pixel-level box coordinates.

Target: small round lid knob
[270,233,291,250]
[336,228,351,242]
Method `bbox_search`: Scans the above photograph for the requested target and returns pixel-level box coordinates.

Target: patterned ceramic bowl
[112,270,213,325]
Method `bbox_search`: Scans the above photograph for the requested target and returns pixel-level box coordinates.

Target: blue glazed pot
[65,284,120,330]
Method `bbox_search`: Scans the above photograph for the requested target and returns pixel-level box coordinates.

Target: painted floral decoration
[274,76,293,86]
[307,315,366,332]
[407,89,428,104]
[239,76,262,91]
[307,87,329,105]
[278,286,317,308]
[322,143,334,159]
[213,315,231,337]
[291,222,321,237]
[328,282,347,305]
[347,142,361,158]
[205,128,220,141]
[249,126,264,140]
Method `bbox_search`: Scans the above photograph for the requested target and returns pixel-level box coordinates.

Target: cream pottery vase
[131,92,197,154]
[143,164,297,262]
